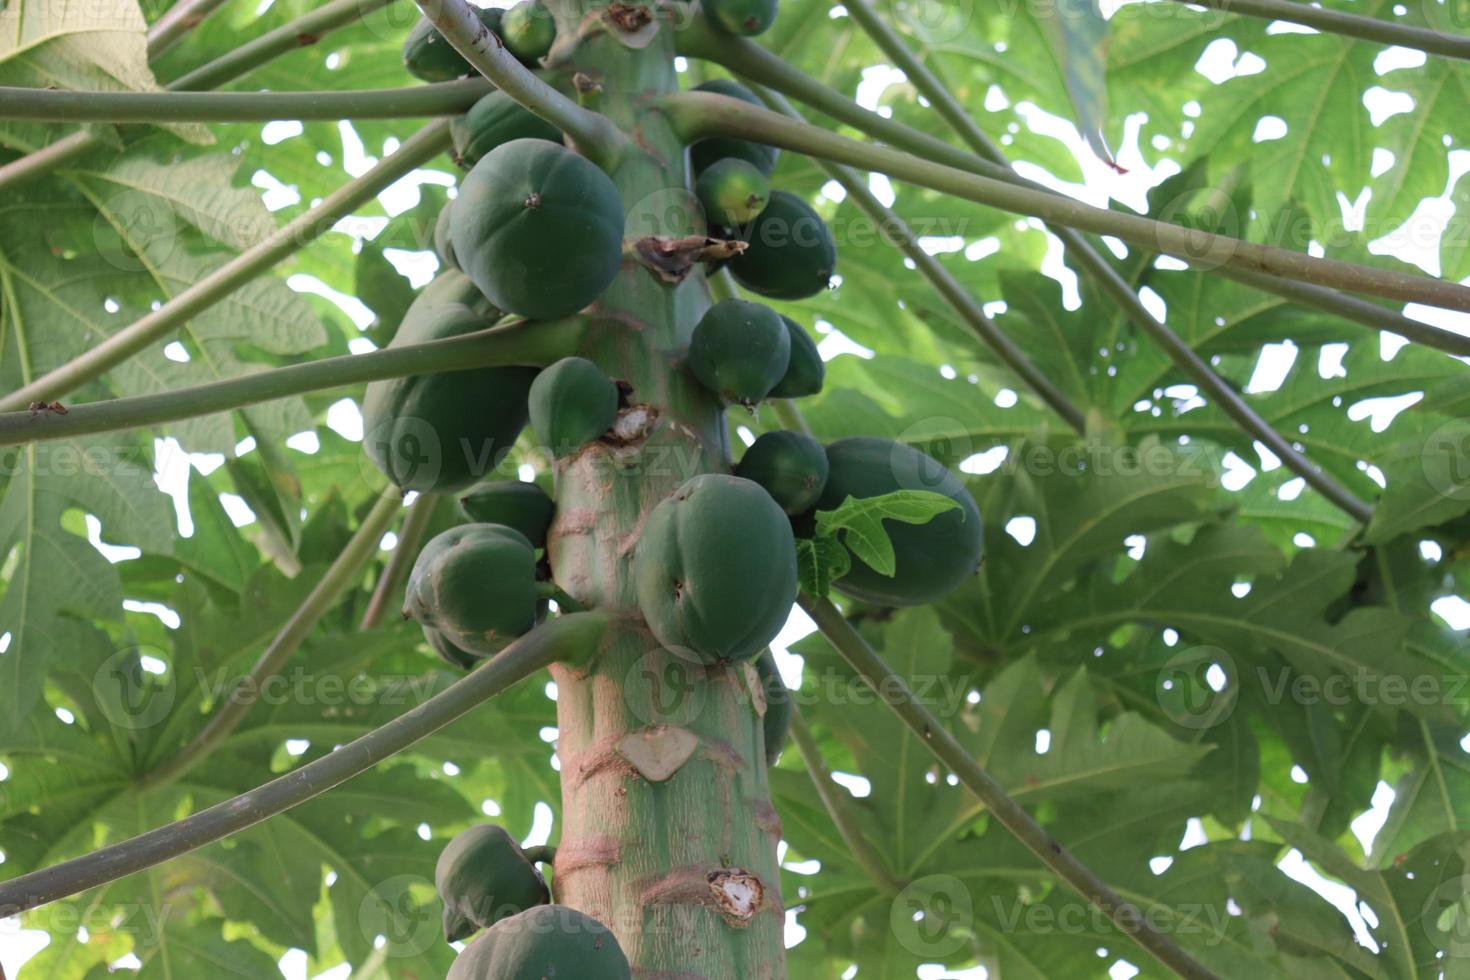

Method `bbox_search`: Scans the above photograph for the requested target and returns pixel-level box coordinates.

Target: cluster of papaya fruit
[435,823,631,978]
[384,4,980,971]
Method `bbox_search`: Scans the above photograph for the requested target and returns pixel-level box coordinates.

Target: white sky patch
[326,398,364,441]
[261,120,303,145]
[286,274,375,328]
[250,169,301,211]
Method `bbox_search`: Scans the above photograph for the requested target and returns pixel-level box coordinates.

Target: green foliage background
[1,0,1468,976]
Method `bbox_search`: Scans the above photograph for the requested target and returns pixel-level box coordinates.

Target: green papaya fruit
[458,481,555,548]
[415,268,499,319]
[528,356,620,458]
[769,315,824,398]
[705,0,778,35]
[448,905,631,980]
[688,80,779,177]
[452,90,563,169]
[731,190,837,300]
[634,474,797,662]
[402,7,502,82]
[736,430,829,515]
[688,298,790,405]
[434,202,458,271]
[500,0,557,62]
[755,650,791,766]
[818,437,983,606]
[436,825,550,943]
[452,138,625,320]
[404,524,540,655]
[695,157,769,226]
[424,624,480,670]
[362,303,534,492]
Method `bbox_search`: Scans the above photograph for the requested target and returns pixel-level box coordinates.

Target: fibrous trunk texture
[541,6,786,977]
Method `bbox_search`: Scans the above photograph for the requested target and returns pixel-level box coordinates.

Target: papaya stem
[165,0,396,91]
[522,844,557,866]
[0,613,609,915]
[751,20,1379,520]
[663,90,1470,317]
[0,79,493,123]
[681,19,1470,359]
[788,708,906,895]
[410,0,626,168]
[0,121,454,414]
[801,595,1222,980]
[755,91,1088,435]
[0,315,584,445]
[0,0,396,195]
[361,493,442,631]
[141,488,407,790]
[146,0,231,58]
[1159,0,1470,61]
[536,583,588,614]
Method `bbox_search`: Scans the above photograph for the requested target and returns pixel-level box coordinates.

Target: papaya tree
[2,0,1470,976]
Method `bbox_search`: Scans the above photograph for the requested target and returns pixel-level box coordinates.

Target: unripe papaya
[434,202,458,271]
[452,139,625,320]
[416,268,499,319]
[402,8,502,82]
[423,624,480,671]
[818,437,983,606]
[706,0,778,36]
[500,1,557,62]
[459,481,555,548]
[731,190,837,300]
[634,474,797,662]
[769,315,824,398]
[688,80,779,177]
[528,356,619,458]
[436,825,549,943]
[404,524,540,655]
[736,430,829,515]
[448,905,631,980]
[452,90,562,170]
[362,304,534,492]
[755,650,791,766]
[688,299,790,405]
[695,157,769,227]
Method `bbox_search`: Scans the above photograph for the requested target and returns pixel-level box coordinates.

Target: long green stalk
[803,4,1378,522]
[686,22,1470,358]
[1158,0,1470,60]
[801,596,1221,980]
[411,0,625,165]
[0,0,396,195]
[166,0,398,91]
[756,90,1087,434]
[142,488,406,789]
[0,121,453,413]
[788,707,906,894]
[146,0,233,57]
[0,316,581,445]
[0,612,608,913]
[664,92,1470,316]
[360,493,440,630]
[0,79,492,123]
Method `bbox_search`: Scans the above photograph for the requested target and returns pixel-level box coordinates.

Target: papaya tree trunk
[541,5,787,976]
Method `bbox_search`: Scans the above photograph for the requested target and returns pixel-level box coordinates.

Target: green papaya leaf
[814,490,961,577]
